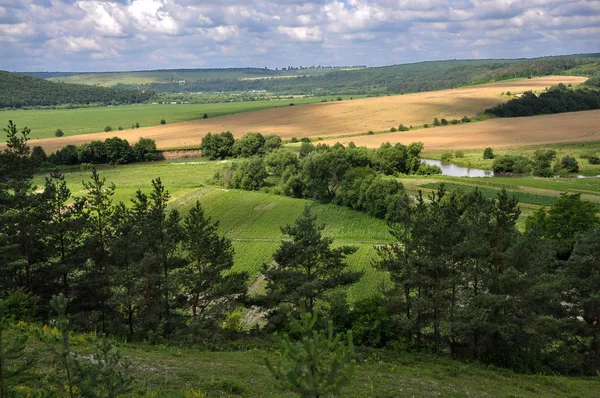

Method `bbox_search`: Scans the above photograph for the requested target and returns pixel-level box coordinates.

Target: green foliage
[390,126,397,132]
[532,149,557,177]
[31,145,47,167]
[483,147,495,159]
[259,207,361,320]
[232,133,266,158]
[454,150,465,158]
[132,137,158,162]
[493,155,531,173]
[104,125,112,132]
[55,128,64,137]
[398,124,409,131]
[200,131,235,160]
[266,308,356,398]
[298,142,315,158]
[487,85,600,117]
[440,118,449,126]
[203,113,208,119]
[160,119,166,125]
[0,71,154,108]
[441,151,452,161]
[433,117,441,126]
[557,155,579,173]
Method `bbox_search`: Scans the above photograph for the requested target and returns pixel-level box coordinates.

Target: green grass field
[422,142,600,175]
[2,95,362,140]
[34,160,393,303]
[16,326,600,397]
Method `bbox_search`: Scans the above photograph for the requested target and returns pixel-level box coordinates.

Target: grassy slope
[113,345,598,397]
[2,95,362,140]
[33,160,392,302]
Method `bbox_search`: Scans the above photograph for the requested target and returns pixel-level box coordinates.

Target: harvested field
[323,109,600,150]
[20,76,587,152]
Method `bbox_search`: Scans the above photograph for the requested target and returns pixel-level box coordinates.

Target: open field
[17,76,589,153]
[324,109,600,151]
[33,160,393,302]
[1,96,362,140]
[422,141,600,175]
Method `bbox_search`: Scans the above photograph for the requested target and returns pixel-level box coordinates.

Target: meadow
[18,329,600,397]
[422,141,600,175]
[1,95,361,141]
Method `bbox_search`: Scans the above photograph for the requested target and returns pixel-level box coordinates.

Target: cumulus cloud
[0,0,597,71]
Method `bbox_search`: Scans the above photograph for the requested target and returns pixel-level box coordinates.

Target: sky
[0,0,599,72]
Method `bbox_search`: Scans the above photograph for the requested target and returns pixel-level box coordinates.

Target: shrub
[203,113,208,119]
[133,137,158,162]
[232,157,268,190]
[483,147,494,159]
[461,116,471,123]
[135,122,140,128]
[201,131,235,160]
[440,118,449,126]
[104,125,112,132]
[588,156,600,164]
[390,127,397,132]
[492,155,531,173]
[398,124,409,131]
[337,97,343,101]
[232,133,266,158]
[160,119,166,125]
[118,126,123,131]
[55,128,64,137]
[367,130,374,135]
[423,123,429,128]
[31,146,47,167]
[557,155,579,173]
[433,117,441,126]
[290,137,298,143]
[441,151,453,162]
[450,119,460,124]
[455,150,464,158]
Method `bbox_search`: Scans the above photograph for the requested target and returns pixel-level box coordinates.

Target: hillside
[17,76,590,152]
[39,53,600,95]
[0,71,154,108]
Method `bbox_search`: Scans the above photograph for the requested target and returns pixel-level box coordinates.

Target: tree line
[0,72,154,109]
[485,83,600,117]
[204,132,441,220]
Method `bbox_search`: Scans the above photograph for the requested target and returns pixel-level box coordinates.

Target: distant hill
[28,54,600,96]
[0,71,154,109]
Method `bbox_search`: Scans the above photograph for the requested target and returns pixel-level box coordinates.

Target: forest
[486,83,600,117]
[0,72,154,109]
[1,117,599,397]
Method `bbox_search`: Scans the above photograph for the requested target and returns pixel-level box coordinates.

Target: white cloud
[277,26,323,42]
[0,0,597,71]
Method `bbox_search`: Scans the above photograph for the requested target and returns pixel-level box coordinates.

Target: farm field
[18,76,588,153]
[33,161,393,302]
[422,141,600,175]
[33,158,600,301]
[1,95,362,140]
[325,109,600,151]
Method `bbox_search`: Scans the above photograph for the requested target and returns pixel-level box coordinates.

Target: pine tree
[179,201,247,322]
[266,308,356,398]
[260,207,361,323]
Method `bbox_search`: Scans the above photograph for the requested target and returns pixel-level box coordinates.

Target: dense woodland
[0,72,154,109]
[486,83,600,117]
[1,118,599,397]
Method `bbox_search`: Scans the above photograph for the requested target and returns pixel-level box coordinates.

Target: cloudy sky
[1,0,599,72]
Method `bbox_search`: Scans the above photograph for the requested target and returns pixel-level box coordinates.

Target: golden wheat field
[22,76,591,152]
[322,109,600,150]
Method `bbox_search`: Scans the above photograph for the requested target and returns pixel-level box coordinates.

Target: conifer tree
[260,207,361,323]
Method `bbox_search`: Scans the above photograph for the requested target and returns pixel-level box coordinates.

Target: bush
[440,151,453,161]
[557,155,579,173]
[588,156,600,164]
[454,150,464,158]
[133,137,158,162]
[390,127,397,132]
[31,146,47,167]
[118,126,123,131]
[433,118,441,126]
[367,130,374,135]
[483,147,494,159]
[135,122,140,128]
[337,97,343,101]
[201,131,235,160]
[203,113,208,119]
[290,137,298,143]
[398,124,409,131]
[440,118,449,126]
[104,125,112,132]
[160,119,166,125]
[232,133,266,158]
[492,155,531,173]
[232,157,268,190]
[450,119,460,124]
[55,128,64,137]
[461,116,471,123]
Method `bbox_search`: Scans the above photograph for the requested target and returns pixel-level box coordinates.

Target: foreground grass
[2,95,362,140]
[20,331,600,398]
[422,141,600,175]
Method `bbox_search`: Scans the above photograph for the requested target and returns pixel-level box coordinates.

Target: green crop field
[2,95,361,140]
[422,141,600,175]
[33,159,393,302]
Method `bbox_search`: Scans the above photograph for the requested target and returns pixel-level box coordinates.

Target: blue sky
[0,0,598,72]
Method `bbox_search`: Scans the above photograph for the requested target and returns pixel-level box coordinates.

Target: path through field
[21,76,589,152]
